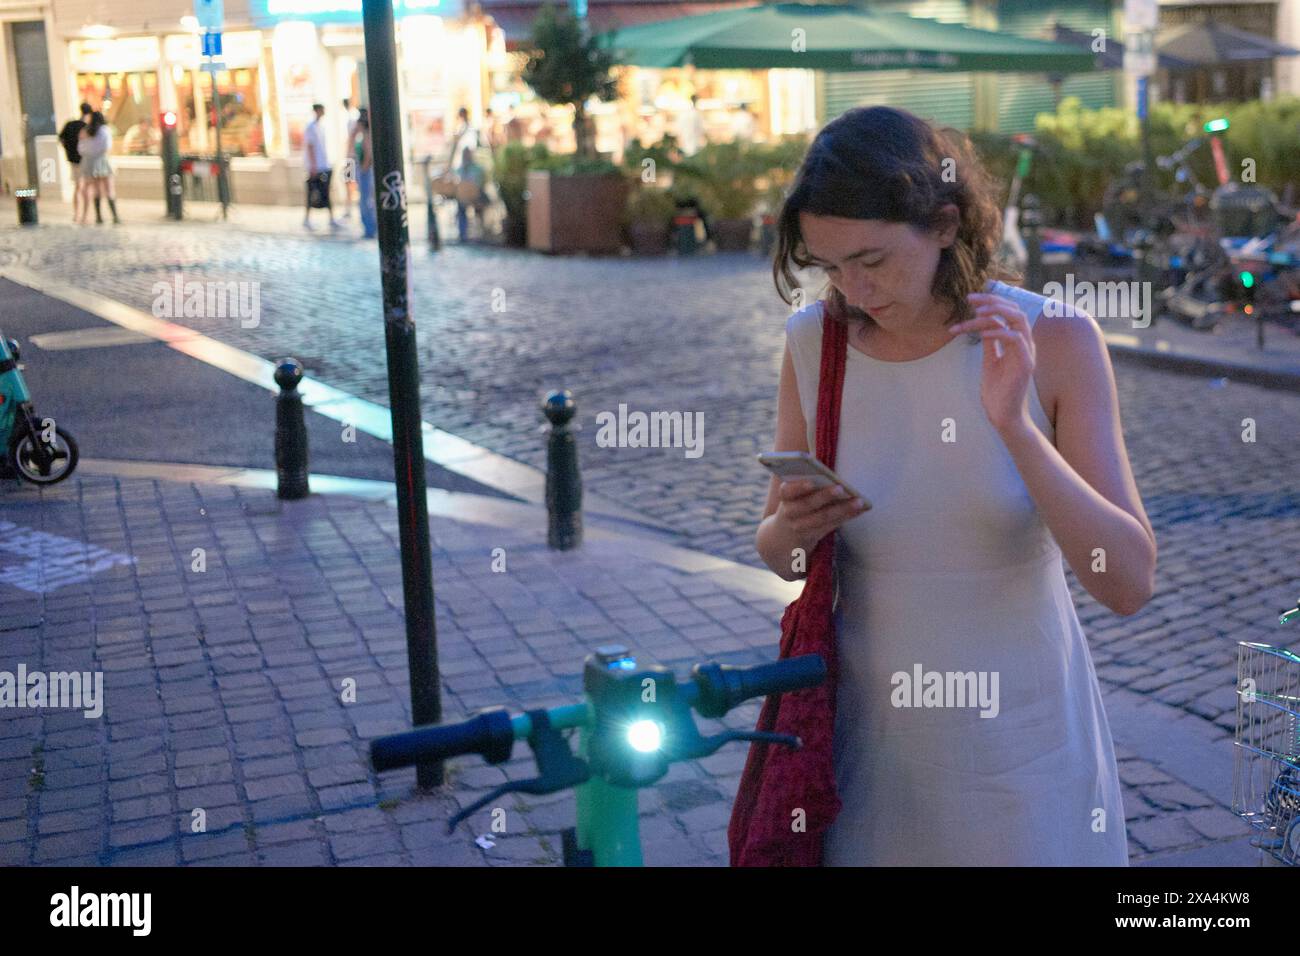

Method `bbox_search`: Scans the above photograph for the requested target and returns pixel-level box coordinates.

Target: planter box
[627,220,670,255]
[527,169,629,255]
[713,217,754,252]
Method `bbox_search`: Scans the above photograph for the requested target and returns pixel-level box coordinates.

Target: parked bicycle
[370,646,826,866]
[1232,601,1300,866]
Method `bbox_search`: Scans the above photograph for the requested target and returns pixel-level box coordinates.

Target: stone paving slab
[0,471,1275,867]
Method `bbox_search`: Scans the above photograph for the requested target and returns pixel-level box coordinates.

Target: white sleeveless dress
[784,279,1128,866]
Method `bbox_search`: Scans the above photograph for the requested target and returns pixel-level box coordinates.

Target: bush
[752,134,811,214]
[621,134,681,185]
[623,185,677,226]
[674,140,767,219]
[496,142,551,221]
[529,152,621,177]
[971,96,1300,230]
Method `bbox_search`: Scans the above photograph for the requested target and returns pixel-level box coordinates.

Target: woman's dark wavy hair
[772,106,1017,332]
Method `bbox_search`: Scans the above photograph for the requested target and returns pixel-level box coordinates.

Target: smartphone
[756,451,871,509]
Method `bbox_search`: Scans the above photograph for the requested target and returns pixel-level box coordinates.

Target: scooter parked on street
[0,333,78,485]
[371,646,826,866]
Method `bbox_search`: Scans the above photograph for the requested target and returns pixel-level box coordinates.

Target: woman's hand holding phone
[775,479,870,554]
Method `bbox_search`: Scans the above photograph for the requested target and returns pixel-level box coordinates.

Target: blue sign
[1136,76,1148,121]
[201,31,223,57]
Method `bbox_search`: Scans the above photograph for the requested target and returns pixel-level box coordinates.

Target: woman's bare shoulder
[784,298,826,352]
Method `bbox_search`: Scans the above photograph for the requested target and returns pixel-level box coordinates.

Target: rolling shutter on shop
[995,0,1117,134]
[822,71,976,129]
[821,0,975,129]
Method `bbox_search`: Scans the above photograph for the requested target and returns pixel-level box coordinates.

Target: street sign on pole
[1124,0,1157,75]
[201,31,222,57]
[1124,30,1155,77]
[1124,0,1158,32]
[361,0,444,789]
[194,0,224,32]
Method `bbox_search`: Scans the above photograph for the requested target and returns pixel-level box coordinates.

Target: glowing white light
[627,720,662,753]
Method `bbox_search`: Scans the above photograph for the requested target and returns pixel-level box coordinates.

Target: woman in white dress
[78,111,120,225]
[755,107,1157,865]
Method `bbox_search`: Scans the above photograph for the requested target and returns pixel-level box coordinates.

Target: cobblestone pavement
[0,473,1267,865]
[1,211,1298,864]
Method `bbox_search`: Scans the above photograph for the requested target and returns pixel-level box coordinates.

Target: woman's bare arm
[1000,307,1157,616]
[756,340,867,580]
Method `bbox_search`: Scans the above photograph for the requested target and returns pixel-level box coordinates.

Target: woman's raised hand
[949,292,1037,440]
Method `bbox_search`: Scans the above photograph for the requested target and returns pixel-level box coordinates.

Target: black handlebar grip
[690,654,827,719]
[370,709,515,771]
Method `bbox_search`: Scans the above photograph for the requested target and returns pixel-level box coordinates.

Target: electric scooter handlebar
[688,654,826,719]
[370,708,515,772]
[369,654,827,772]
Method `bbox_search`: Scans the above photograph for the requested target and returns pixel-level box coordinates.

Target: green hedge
[971,95,1300,230]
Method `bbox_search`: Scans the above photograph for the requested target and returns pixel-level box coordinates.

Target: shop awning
[1155,22,1300,67]
[486,0,754,49]
[1051,23,1196,72]
[596,2,1099,72]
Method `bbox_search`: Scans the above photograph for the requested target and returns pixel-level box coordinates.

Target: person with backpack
[58,103,92,224]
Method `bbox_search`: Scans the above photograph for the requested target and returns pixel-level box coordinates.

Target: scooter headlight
[627,720,663,753]
[5,339,18,361]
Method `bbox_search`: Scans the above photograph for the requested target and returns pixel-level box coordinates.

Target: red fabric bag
[728,305,848,867]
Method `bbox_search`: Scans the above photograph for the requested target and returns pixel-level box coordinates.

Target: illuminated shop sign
[254,0,457,20]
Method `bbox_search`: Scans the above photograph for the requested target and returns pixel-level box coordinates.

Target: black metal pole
[361,0,442,789]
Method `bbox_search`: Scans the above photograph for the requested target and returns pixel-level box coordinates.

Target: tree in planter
[521,3,621,159]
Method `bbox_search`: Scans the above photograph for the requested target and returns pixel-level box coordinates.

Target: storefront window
[75,71,162,155]
[174,66,267,156]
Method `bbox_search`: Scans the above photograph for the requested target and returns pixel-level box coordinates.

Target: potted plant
[623,186,676,255]
[621,134,680,186]
[753,134,810,255]
[495,142,550,247]
[520,3,628,254]
[675,141,762,252]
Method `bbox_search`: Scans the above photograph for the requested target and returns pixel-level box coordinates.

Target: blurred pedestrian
[504,107,525,145]
[59,102,93,225]
[455,145,485,242]
[354,109,376,240]
[342,97,358,220]
[303,103,339,231]
[79,111,118,225]
[732,102,757,142]
[445,106,479,170]
[483,107,504,161]
[677,94,707,156]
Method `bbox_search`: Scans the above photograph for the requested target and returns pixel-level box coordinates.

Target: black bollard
[16,189,37,226]
[541,389,582,550]
[1021,193,1042,293]
[274,359,310,500]
[421,156,441,252]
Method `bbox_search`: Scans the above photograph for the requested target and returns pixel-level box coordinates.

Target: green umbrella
[599,2,1098,73]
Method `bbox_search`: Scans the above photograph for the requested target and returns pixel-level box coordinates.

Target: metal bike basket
[1232,640,1300,865]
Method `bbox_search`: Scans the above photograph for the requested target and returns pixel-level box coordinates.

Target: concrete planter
[627,220,671,255]
[712,217,754,252]
[526,170,629,255]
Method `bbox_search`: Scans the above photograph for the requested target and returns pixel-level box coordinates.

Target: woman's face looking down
[798,205,960,333]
